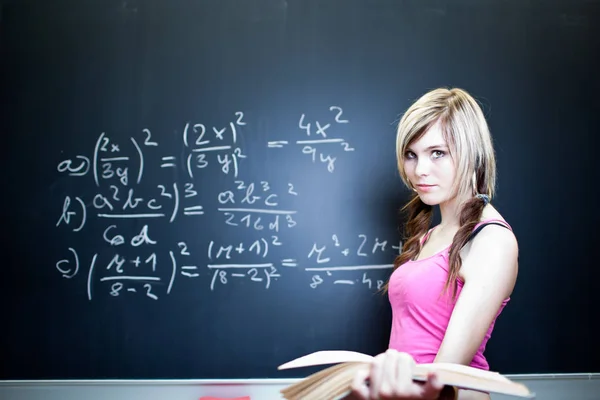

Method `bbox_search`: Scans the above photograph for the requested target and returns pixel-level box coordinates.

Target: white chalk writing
[54,108,399,299]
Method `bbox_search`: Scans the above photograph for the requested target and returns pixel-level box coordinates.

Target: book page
[278,350,374,370]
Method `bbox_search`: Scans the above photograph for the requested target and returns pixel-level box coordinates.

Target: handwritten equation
[54,108,399,300]
[58,111,247,185]
[55,231,398,299]
[267,106,354,173]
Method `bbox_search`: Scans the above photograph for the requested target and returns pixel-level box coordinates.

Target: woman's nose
[414,157,431,176]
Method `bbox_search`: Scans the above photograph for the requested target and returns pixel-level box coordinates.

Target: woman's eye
[405,151,415,159]
[432,150,445,158]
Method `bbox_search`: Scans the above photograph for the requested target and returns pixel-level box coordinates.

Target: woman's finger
[394,351,415,395]
[369,352,387,399]
[349,366,370,400]
[415,372,444,399]
[379,349,400,398]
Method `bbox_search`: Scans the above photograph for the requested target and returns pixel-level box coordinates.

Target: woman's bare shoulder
[459,205,519,284]
[480,205,509,225]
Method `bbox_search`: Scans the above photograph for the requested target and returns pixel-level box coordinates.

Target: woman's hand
[349,349,444,399]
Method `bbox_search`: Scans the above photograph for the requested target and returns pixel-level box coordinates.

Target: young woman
[349,88,519,400]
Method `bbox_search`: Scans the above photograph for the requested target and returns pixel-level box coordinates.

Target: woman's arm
[436,224,518,400]
[433,224,518,365]
[349,225,518,399]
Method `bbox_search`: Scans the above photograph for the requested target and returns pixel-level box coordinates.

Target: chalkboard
[1,0,599,380]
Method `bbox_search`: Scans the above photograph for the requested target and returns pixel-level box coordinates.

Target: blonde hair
[384,87,497,300]
[396,87,496,201]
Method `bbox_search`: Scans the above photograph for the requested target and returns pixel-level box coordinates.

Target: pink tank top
[387,219,512,370]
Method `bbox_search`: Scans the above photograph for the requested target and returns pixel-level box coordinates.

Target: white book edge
[278,350,536,399]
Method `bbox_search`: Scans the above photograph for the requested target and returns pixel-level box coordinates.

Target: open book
[278,350,535,400]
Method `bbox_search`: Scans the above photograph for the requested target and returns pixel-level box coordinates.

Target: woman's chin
[418,193,443,206]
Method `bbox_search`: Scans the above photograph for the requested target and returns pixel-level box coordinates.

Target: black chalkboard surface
[1,0,598,380]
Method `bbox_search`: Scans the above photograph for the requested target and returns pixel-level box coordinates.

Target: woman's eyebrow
[407,144,448,152]
[425,144,448,150]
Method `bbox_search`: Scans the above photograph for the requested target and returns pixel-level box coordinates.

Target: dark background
[1,0,598,379]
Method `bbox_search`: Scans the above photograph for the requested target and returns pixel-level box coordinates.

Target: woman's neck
[438,195,463,230]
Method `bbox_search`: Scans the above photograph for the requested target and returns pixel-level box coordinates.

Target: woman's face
[403,122,457,206]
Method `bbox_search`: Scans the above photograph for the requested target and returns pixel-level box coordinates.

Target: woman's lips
[416,184,436,192]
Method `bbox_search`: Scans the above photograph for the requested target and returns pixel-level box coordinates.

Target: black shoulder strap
[467,222,510,243]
